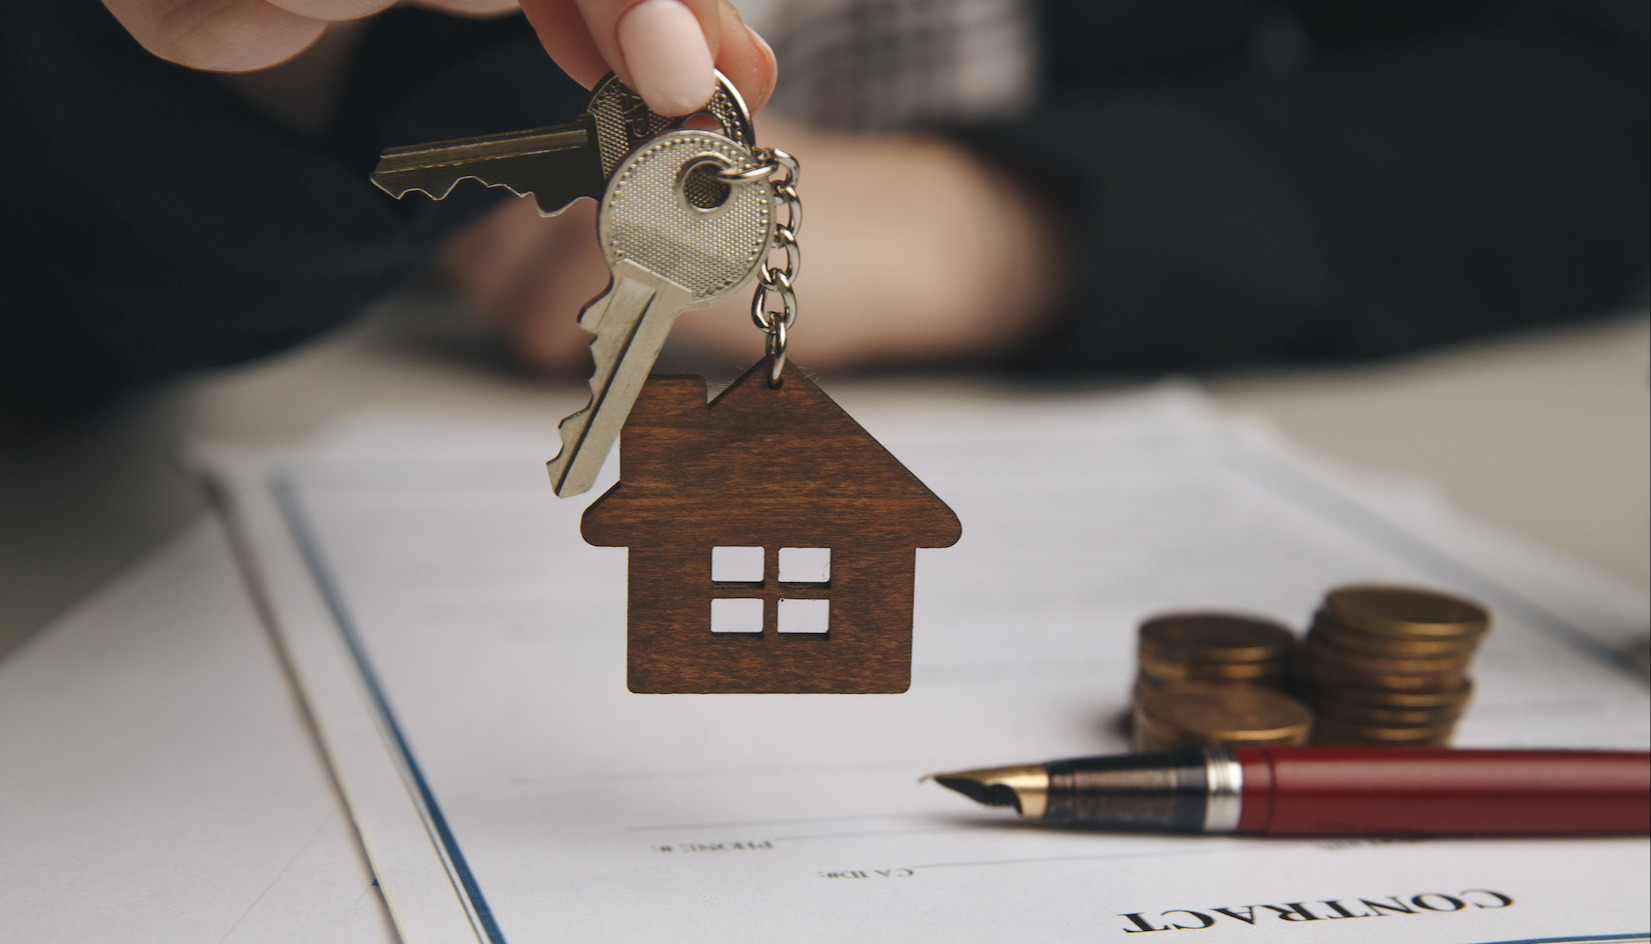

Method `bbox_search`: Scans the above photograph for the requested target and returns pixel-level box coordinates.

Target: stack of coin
[1299,586,1488,746]
[1133,682,1314,752]
[1135,613,1298,696]
[1131,613,1309,751]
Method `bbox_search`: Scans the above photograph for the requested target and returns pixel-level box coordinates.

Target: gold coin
[1133,711,1312,750]
[1135,682,1313,747]
[1138,613,1298,664]
[1132,724,1239,752]
[1134,674,1279,697]
[1312,732,1452,747]
[1304,697,1466,727]
[1132,711,1231,751]
[1311,611,1482,658]
[1135,727,1309,751]
[1299,657,1466,691]
[1133,732,1174,752]
[1324,585,1489,639]
[1299,677,1474,709]
[1302,636,1472,675]
[1131,711,1183,751]
[1312,718,1456,746]
[1138,651,1289,682]
[1133,674,1164,698]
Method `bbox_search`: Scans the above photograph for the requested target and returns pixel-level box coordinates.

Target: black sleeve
[0,3,586,423]
[963,0,1649,374]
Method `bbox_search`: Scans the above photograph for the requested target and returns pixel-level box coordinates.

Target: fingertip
[713,2,776,113]
[616,0,716,116]
[741,24,778,112]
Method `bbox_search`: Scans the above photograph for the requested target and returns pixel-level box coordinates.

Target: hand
[441,118,1065,375]
[101,0,775,116]
[519,0,775,115]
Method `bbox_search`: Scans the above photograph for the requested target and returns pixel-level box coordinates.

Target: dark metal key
[370,72,756,217]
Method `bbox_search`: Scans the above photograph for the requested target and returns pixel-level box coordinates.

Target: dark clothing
[983,0,1650,373]
[2,1,1646,420]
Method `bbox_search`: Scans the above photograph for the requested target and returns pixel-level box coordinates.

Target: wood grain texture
[583,361,962,694]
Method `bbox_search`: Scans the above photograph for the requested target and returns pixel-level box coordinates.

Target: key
[547,129,776,496]
[370,71,756,216]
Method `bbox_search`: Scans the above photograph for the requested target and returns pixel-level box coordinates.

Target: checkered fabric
[736,0,1038,129]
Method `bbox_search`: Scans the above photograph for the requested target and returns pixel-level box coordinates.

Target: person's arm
[0,0,775,424]
[99,0,774,118]
[0,5,532,423]
[462,0,1647,379]
[444,116,1066,374]
[974,0,1649,373]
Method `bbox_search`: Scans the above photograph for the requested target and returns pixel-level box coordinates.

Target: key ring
[764,319,789,383]
[747,147,801,387]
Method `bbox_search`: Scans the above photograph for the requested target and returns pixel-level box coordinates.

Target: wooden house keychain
[372,74,960,693]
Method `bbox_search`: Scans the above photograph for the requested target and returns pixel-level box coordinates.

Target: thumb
[519,0,773,116]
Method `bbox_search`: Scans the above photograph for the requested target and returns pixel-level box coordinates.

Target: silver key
[370,72,757,217]
[547,130,775,496]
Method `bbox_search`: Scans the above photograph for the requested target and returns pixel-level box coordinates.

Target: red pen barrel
[1234,747,1651,836]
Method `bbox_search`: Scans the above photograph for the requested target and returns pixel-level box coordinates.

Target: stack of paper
[198,386,1649,944]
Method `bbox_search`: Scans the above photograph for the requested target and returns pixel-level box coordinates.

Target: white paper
[0,520,395,944]
[205,388,1651,944]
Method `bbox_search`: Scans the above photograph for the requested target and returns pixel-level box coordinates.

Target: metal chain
[726,147,801,386]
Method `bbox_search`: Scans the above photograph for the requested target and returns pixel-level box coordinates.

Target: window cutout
[711,598,763,633]
[712,546,764,582]
[777,599,829,634]
[779,547,830,583]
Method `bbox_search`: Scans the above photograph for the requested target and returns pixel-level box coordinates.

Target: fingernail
[748,25,777,106]
[748,24,774,64]
[617,0,715,116]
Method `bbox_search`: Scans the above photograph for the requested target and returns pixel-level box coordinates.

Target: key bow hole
[680,156,733,212]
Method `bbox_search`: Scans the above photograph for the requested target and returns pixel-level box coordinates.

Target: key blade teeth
[534,194,585,218]
[367,170,465,202]
[546,410,598,497]
[369,168,591,216]
[369,169,533,203]
[369,119,599,209]
[546,282,674,498]
[545,347,616,498]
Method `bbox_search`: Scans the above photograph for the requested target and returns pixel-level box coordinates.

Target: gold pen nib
[924,764,1049,818]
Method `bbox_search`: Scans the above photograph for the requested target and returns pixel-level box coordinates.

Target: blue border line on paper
[272,475,508,944]
[1466,936,1648,944]
[1225,437,1643,677]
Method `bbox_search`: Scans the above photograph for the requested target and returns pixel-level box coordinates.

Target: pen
[927,747,1651,836]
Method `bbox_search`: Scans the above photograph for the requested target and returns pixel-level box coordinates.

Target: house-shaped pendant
[581,361,962,693]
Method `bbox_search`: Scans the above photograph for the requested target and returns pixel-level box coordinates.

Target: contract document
[204,386,1650,944]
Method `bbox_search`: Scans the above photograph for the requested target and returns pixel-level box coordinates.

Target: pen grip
[1235,747,1651,836]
